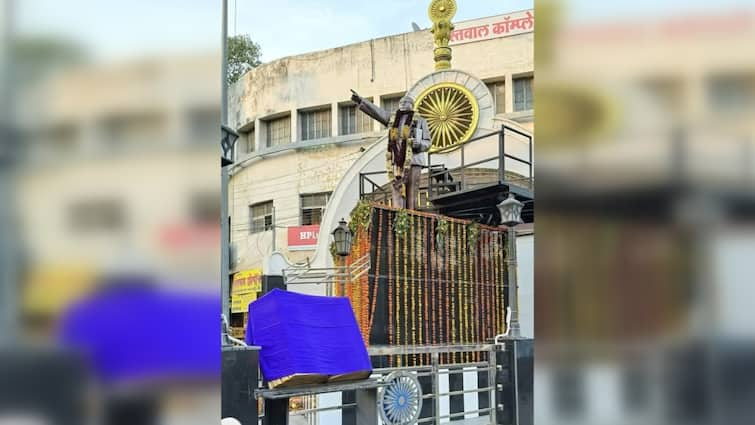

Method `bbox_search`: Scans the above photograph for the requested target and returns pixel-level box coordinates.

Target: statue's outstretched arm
[350,89,390,127]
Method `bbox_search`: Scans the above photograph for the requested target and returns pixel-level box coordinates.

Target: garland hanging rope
[339,204,510,365]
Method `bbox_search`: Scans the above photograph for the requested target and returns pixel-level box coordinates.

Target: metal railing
[358,169,434,209]
[370,344,498,425]
[357,124,533,207]
[282,253,370,295]
[261,343,502,425]
[427,124,534,200]
[359,170,393,205]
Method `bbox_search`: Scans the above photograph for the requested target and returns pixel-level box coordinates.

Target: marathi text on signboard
[231,268,262,313]
[449,10,534,46]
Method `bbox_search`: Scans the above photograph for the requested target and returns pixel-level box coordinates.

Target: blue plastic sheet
[58,281,220,385]
[246,289,371,382]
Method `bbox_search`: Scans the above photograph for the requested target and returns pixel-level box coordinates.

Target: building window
[487,81,506,114]
[640,78,683,114]
[707,72,755,111]
[189,192,219,224]
[300,192,331,225]
[381,95,404,114]
[69,199,125,232]
[300,107,331,141]
[240,128,255,154]
[249,201,273,234]
[514,76,533,111]
[266,115,291,148]
[339,102,373,135]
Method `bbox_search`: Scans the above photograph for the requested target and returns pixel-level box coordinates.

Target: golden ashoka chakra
[415,82,479,153]
[428,0,457,22]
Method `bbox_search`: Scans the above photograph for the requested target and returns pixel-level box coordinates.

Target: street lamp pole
[505,224,521,337]
[497,193,523,338]
[0,0,18,346]
[332,218,354,295]
[221,0,231,345]
[496,192,524,425]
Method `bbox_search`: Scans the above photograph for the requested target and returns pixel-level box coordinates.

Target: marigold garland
[462,224,469,363]
[349,200,373,234]
[436,218,449,257]
[494,232,500,334]
[337,205,514,367]
[387,211,394,367]
[366,209,383,343]
[448,221,455,363]
[409,215,416,365]
[394,208,410,238]
[402,215,409,366]
[488,233,492,341]
[360,227,369,342]
[409,215,417,365]
[499,232,506,333]
[467,221,480,253]
[385,132,413,197]
[395,214,402,366]
[423,216,430,365]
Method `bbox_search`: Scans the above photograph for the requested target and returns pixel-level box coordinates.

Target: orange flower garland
[395,214,401,366]
[366,209,383,345]
[334,205,515,367]
[387,210,394,366]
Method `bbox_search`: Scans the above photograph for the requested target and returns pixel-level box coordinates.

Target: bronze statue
[351,90,432,210]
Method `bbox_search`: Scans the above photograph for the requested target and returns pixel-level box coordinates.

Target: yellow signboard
[231,291,258,313]
[231,268,262,313]
[232,268,262,294]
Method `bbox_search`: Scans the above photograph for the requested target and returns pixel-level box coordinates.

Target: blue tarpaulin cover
[245,289,371,384]
[58,281,219,385]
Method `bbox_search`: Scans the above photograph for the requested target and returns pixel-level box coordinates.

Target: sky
[231,0,534,62]
[14,0,754,63]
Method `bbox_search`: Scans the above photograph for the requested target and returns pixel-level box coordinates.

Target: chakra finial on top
[428,0,457,70]
[428,0,456,22]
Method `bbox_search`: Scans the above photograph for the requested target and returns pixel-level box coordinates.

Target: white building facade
[228,11,535,275]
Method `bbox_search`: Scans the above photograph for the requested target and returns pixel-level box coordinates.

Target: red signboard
[288,225,320,250]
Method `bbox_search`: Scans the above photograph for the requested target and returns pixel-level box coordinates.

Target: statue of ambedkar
[350,90,432,210]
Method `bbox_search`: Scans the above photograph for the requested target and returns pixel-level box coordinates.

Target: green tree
[227,35,261,86]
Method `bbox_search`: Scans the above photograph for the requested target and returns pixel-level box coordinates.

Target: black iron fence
[358,124,533,207]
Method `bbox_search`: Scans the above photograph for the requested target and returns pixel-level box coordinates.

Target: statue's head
[398,95,415,112]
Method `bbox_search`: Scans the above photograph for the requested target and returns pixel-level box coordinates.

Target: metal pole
[499,125,505,182]
[459,143,465,193]
[432,352,440,424]
[487,349,497,424]
[528,133,533,188]
[221,0,231,345]
[512,341,520,425]
[0,0,17,346]
[427,153,432,198]
[506,226,520,337]
[221,0,229,126]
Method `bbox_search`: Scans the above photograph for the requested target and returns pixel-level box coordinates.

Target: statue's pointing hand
[350,89,363,105]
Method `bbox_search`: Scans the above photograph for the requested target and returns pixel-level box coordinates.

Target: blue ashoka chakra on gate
[378,371,423,425]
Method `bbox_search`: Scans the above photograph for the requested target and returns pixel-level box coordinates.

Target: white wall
[517,233,535,338]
